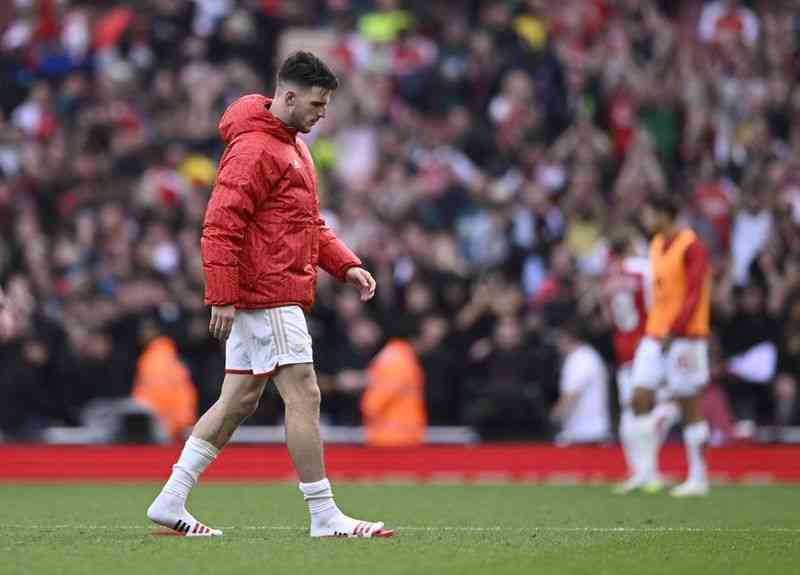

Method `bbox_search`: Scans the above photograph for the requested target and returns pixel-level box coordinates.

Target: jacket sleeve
[317,219,362,282]
[201,147,264,306]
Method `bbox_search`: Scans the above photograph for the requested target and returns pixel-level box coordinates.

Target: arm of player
[317,220,375,300]
[201,150,265,338]
[668,238,709,337]
[317,221,362,282]
[345,266,376,301]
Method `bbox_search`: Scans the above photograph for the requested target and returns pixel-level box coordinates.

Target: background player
[602,229,679,494]
[147,52,392,538]
[628,195,712,497]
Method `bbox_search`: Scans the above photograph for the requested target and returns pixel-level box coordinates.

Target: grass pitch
[1,482,798,575]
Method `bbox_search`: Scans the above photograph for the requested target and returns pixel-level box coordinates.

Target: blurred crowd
[1,0,799,442]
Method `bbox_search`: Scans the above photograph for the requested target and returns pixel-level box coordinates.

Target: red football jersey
[602,256,650,366]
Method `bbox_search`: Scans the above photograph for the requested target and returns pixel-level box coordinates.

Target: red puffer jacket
[201,94,361,311]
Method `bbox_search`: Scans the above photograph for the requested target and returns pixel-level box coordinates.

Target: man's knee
[292,369,321,409]
[631,387,655,415]
[677,395,702,424]
[278,365,321,410]
[221,374,265,421]
[236,387,262,419]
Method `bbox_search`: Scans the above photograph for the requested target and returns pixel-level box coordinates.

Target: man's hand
[345,267,376,301]
[209,304,236,340]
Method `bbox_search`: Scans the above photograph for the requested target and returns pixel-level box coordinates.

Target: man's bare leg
[273,363,392,538]
[147,373,268,535]
[273,363,325,482]
[615,387,665,493]
[194,373,269,449]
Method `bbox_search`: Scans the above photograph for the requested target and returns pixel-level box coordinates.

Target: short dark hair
[608,226,636,256]
[549,314,585,343]
[645,194,680,220]
[278,51,339,91]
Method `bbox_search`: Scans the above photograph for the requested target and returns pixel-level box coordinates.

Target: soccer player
[147,52,393,537]
[602,229,679,494]
[627,196,712,497]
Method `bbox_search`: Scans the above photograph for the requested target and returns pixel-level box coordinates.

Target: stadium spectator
[132,323,198,443]
[550,318,610,445]
[698,0,759,49]
[361,334,427,446]
[0,0,799,443]
[462,312,551,439]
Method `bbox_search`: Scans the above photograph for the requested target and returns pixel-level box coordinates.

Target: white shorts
[225,306,313,377]
[630,336,709,398]
[618,362,673,408]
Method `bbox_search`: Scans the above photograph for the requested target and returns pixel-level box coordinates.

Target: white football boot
[310,512,394,538]
[614,475,665,495]
[147,493,223,536]
[669,480,709,498]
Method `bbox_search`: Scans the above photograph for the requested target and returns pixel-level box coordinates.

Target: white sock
[161,436,219,503]
[631,414,658,482]
[653,402,681,445]
[683,421,709,484]
[299,478,340,525]
[619,410,637,476]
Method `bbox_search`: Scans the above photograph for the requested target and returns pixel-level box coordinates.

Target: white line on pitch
[1,525,799,533]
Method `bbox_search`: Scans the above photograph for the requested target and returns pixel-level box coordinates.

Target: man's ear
[284,89,297,107]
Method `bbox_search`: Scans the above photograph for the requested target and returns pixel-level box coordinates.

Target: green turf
[0,483,798,575]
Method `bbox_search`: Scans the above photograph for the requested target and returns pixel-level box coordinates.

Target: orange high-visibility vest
[132,336,197,442]
[646,229,710,338]
[361,339,427,447]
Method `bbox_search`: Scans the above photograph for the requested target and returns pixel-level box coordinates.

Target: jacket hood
[218,94,297,144]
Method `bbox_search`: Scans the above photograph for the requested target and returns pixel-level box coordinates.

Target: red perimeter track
[2,444,800,483]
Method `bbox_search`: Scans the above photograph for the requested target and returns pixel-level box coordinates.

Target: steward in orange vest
[361,339,427,446]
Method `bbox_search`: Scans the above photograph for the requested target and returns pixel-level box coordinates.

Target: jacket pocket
[263,223,293,272]
[298,227,313,274]
[275,223,311,274]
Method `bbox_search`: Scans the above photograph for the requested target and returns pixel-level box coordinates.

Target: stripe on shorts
[268,309,288,356]
[266,310,279,355]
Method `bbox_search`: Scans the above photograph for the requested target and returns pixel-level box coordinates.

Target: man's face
[642,205,665,235]
[288,86,331,133]
[741,285,764,313]
[552,330,571,357]
[744,193,761,214]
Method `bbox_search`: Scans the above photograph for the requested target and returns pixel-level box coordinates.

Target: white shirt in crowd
[698,1,759,47]
[557,344,610,445]
[731,209,772,285]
